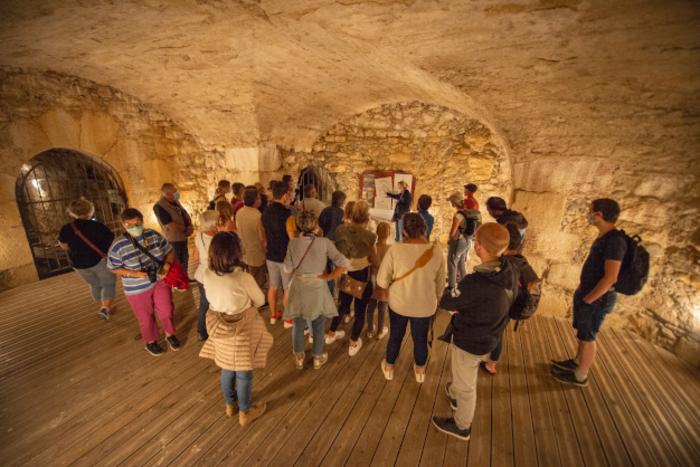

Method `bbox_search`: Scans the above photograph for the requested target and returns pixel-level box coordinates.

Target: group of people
[59,175,629,439]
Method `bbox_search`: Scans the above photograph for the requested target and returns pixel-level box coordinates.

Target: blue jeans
[395,218,404,242]
[220,369,253,411]
[447,237,469,289]
[573,290,617,341]
[75,258,116,302]
[196,281,209,339]
[293,315,326,356]
[386,309,431,366]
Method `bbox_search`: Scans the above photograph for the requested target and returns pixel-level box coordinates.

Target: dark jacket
[388,189,412,221]
[497,209,528,233]
[439,257,517,355]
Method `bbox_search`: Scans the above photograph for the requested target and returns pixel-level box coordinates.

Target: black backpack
[615,231,649,295]
[508,259,541,330]
[458,209,482,238]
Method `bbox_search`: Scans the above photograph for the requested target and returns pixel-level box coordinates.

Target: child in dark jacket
[432,223,517,441]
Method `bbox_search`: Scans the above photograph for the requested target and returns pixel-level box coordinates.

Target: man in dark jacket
[432,222,516,441]
[486,196,528,241]
[386,180,412,242]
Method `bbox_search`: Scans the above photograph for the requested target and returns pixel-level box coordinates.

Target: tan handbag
[339,274,368,300]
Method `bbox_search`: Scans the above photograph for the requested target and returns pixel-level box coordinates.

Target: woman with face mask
[58,197,116,320]
[107,208,180,356]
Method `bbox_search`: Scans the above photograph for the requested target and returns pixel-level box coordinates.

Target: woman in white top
[193,210,219,341]
[377,213,446,383]
[200,232,271,427]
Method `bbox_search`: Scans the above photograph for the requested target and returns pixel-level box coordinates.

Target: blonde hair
[448,192,463,209]
[344,201,356,222]
[351,200,370,224]
[376,222,391,242]
[475,222,510,256]
[215,200,233,226]
[199,210,219,232]
[296,210,318,233]
[67,197,94,218]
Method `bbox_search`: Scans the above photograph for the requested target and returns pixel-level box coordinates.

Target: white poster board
[374,176,394,211]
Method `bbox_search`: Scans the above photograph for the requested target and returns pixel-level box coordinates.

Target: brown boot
[225,402,239,417]
[239,402,266,427]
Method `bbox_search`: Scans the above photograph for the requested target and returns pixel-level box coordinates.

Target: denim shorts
[573,289,617,341]
[266,260,290,290]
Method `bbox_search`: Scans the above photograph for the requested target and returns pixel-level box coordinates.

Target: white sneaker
[325,330,345,345]
[450,287,461,298]
[348,338,363,357]
[283,320,293,329]
[343,314,352,324]
[377,326,389,339]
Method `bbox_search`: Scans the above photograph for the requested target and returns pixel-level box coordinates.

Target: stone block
[258,145,282,172]
[513,158,616,193]
[38,108,80,148]
[79,112,120,155]
[467,156,494,180]
[537,285,570,319]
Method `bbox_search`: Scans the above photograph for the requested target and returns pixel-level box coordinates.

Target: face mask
[126,225,144,237]
[173,192,180,202]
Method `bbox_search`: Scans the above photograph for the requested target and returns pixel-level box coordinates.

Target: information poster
[374,176,394,211]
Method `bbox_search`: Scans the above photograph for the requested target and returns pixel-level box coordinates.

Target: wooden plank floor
[1,271,699,466]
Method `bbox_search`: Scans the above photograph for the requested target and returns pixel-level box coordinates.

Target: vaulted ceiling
[1,0,698,161]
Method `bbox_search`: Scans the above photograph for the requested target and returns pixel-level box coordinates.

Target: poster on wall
[374,177,394,211]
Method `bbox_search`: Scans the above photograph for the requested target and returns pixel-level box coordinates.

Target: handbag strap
[393,244,435,283]
[71,222,107,258]
[125,231,163,267]
[292,236,316,274]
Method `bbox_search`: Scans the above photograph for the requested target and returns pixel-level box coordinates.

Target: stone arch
[15,148,127,279]
[282,101,512,243]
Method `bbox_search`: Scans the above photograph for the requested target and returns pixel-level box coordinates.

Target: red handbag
[164,261,190,290]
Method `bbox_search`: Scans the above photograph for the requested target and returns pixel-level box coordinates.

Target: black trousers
[330,267,373,341]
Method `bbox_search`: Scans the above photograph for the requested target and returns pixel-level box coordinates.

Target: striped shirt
[107,229,172,295]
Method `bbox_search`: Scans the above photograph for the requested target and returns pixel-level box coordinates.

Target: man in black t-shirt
[551,198,627,387]
[261,181,293,325]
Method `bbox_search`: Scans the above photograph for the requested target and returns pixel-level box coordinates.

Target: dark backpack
[615,231,649,295]
[458,209,482,238]
[508,259,541,330]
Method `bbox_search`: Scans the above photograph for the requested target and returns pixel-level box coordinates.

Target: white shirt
[194,232,214,283]
[376,243,446,318]
[202,268,265,314]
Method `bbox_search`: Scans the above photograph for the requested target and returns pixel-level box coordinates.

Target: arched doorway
[296,165,336,205]
[15,148,128,279]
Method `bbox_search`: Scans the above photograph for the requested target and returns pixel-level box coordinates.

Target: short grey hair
[199,210,219,232]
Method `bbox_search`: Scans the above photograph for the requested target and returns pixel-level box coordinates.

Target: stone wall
[513,158,700,366]
[280,101,511,243]
[0,68,221,290]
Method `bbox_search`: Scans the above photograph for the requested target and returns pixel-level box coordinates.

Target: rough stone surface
[280,101,511,243]
[0,69,220,291]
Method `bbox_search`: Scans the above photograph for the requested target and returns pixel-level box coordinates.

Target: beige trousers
[448,342,487,430]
